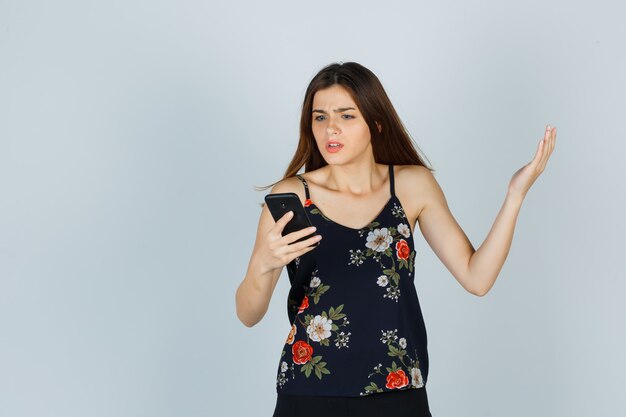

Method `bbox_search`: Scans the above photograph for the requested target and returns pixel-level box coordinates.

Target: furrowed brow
[312,107,356,114]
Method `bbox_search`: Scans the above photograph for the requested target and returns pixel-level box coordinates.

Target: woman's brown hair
[255,61,435,197]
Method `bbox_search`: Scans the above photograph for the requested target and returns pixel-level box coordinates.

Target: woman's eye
[314,115,354,121]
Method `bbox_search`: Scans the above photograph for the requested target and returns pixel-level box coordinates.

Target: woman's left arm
[412,125,557,296]
[469,125,557,295]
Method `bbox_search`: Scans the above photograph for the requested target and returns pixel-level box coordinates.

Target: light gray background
[1,1,624,416]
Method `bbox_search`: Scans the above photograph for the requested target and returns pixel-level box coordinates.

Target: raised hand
[508,125,557,199]
[258,211,322,274]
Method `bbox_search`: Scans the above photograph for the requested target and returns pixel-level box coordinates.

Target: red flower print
[385,369,409,389]
[395,239,410,261]
[292,340,314,364]
[304,198,312,207]
[298,295,309,313]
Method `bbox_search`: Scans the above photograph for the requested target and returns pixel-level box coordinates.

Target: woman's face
[311,84,377,164]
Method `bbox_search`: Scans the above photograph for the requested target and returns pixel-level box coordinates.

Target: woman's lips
[326,140,343,153]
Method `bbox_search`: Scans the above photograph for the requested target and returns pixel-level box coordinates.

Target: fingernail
[310,226,317,231]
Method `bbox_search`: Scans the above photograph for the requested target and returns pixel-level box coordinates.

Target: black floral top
[276,164,429,397]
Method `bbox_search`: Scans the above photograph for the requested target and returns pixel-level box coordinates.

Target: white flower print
[310,276,321,288]
[391,201,406,218]
[384,285,401,302]
[335,331,352,349]
[380,329,398,344]
[276,359,295,389]
[399,337,407,349]
[376,275,389,287]
[277,372,287,387]
[366,228,393,252]
[348,249,366,266]
[397,223,411,239]
[411,366,424,388]
[307,315,333,342]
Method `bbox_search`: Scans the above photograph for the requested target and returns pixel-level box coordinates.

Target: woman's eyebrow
[312,107,356,114]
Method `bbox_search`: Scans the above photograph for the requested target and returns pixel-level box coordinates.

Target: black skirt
[272,387,432,417]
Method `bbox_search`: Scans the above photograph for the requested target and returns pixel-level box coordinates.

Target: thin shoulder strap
[295,174,311,200]
[388,164,396,197]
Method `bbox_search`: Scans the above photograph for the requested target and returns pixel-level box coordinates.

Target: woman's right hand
[258,211,322,274]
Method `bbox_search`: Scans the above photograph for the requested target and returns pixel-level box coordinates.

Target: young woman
[235,61,556,417]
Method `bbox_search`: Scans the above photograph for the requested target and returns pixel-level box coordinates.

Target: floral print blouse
[276,164,429,397]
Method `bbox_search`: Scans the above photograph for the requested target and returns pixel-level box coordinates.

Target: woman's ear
[376,121,382,133]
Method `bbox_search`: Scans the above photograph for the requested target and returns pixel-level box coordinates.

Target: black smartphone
[264,192,320,246]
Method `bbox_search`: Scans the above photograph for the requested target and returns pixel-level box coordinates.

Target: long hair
[255,61,434,194]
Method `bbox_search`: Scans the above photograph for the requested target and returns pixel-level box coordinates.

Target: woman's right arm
[235,181,322,328]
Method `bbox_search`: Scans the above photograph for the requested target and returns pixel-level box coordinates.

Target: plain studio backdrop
[1,1,624,416]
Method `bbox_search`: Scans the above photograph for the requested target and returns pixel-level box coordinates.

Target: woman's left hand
[508,125,557,199]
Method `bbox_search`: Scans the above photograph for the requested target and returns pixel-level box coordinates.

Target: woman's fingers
[534,125,555,171]
[276,231,322,265]
[283,229,323,252]
[271,217,322,261]
[273,211,294,236]
[290,236,323,257]
[263,212,322,271]
[538,125,556,171]
[282,225,319,246]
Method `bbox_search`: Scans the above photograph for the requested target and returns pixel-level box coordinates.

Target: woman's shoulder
[395,164,432,182]
[270,167,330,207]
[394,164,436,223]
[395,164,436,194]
[269,174,312,206]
